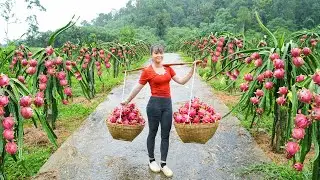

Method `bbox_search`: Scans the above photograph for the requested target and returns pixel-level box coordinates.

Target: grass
[4,56,149,179]
[240,163,312,180]
[178,52,313,179]
[4,146,53,180]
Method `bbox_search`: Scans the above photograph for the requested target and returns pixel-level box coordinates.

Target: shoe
[149,161,160,173]
[160,165,173,177]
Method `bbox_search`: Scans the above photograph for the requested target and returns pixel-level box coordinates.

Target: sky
[0,0,130,43]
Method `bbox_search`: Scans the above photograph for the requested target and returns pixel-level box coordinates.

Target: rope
[186,62,197,123]
[118,70,127,123]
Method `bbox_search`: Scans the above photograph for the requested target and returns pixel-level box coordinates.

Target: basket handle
[118,70,127,123]
[186,61,197,124]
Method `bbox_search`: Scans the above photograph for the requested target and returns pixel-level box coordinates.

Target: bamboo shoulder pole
[122,62,194,73]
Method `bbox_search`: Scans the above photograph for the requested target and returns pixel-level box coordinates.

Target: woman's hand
[192,60,203,67]
[172,60,203,85]
[120,99,129,106]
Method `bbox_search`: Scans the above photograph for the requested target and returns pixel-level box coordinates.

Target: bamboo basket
[174,122,219,144]
[106,121,144,142]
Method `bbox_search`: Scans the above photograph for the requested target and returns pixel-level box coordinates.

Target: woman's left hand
[192,60,203,67]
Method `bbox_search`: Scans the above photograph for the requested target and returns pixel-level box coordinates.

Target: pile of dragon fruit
[173,97,221,124]
[107,103,145,125]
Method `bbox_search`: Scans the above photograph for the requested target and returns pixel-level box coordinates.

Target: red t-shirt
[139,65,176,97]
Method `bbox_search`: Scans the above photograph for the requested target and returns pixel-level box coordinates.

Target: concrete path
[35,53,269,180]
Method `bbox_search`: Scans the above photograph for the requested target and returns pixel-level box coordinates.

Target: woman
[121,44,201,177]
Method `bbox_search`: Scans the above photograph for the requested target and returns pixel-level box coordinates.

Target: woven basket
[106,121,144,142]
[174,122,219,144]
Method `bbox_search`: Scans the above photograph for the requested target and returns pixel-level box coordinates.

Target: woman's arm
[121,83,145,105]
[172,60,202,85]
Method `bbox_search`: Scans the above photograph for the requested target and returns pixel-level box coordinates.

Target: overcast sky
[0,0,129,43]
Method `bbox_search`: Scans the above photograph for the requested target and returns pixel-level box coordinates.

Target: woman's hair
[150,44,164,55]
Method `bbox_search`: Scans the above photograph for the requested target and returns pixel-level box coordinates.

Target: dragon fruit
[107,103,145,125]
[292,128,305,140]
[298,88,313,104]
[5,142,17,155]
[173,97,221,124]
[286,141,300,158]
[295,113,310,129]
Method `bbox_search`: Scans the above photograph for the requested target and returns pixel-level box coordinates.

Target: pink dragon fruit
[293,162,303,171]
[295,113,310,128]
[278,87,288,95]
[265,82,274,90]
[298,88,313,104]
[2,116,15,129]
[264,70,273,78]
[292,128,305,140]
[240,83,249,92]
[296,75,305,82]
[3,129,14,140]
[255,89,264,97]
[5,142,17,155]
[250,97,259,105]
[0,74,10,87]
[273,59,285,69]
[0,96,9,107]
[286,141,300,158]
[312,71,320,85]
[276,96,286,106]
[269,53,280,61]
[19,96,32,107]
[311,107,320,120]
[291,48,301,57]
[292,57,305,67]
[302,47,311,56]
[273,68,285,79]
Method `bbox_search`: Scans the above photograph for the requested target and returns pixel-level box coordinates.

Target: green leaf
[10,78,31,95]
[0,122,3,157]
[309,53,320,69]
[289,85,297,139]
[79,80,90,99]
[52,97,58,129]
[3,89,17,104]
[51,77,58,100]
[311,121,319,162]
[48,15,79,46]
[35,110,58,147]
[255,11,278,48]
[289,86,297,104]
[55,77,65,101]
[32,48,45,58]
[17,114,24,159]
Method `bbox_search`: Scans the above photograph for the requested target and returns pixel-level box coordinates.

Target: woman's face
[151,47,164,64]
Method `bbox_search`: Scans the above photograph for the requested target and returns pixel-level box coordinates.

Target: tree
[236,6,252,31]
[0,0,45,43]
[155,9,170,39]
[212,8,236,33]
[0,0,19,43]
[91,13,113,26]
[119,26,135,43]
[80,20,91,26]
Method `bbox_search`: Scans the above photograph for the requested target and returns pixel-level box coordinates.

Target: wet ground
[35,53,270,180]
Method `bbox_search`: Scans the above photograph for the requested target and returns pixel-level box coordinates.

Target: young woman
[121,44,201,177]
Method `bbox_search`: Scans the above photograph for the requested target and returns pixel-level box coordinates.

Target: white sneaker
[149,161,160,173]
[160,165,173,177]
